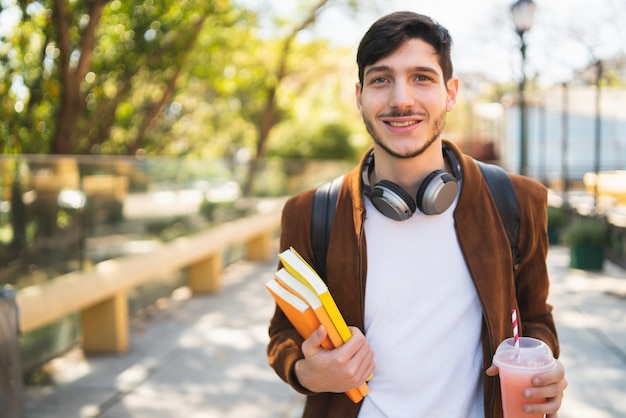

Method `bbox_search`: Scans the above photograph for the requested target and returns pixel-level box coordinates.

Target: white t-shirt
[358,193,484,418]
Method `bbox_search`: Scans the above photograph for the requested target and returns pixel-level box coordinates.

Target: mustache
[378,110,427,118]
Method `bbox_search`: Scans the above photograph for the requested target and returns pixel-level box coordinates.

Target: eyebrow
[364,65,440,78]
[364,65,392,77]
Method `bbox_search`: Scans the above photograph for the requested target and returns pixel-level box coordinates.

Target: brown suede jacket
[267,140,560,418]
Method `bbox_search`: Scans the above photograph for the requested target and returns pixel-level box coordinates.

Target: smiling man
[268,11,567,418]
[356,36,458,201]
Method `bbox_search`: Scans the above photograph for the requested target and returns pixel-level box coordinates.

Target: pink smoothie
[499,366,546,418]
[493,337,556,418]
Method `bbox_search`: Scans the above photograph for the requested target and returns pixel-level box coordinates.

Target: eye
[370,76,388,85]
[415,74,432,82]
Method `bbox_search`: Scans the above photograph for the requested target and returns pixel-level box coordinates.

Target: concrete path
[547,247,626,418]
[22,246,626,417]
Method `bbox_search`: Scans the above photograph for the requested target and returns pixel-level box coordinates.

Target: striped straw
[512,308,521,363]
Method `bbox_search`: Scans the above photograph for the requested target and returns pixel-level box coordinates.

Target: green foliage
[166,9,265,158]
[547,205,568,229]
[262,39,367,162]
[268,121,356,160]
[199,199,236,223]
[562,216,609,249]
[145,217,189,242]
[0,0,245,155]
[252,158,289,197]
[546,205,568,245]
[0,0,370,161]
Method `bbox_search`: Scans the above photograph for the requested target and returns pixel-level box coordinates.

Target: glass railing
[0,154,352,290]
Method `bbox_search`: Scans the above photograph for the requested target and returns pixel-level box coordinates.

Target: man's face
[356,38,458,159]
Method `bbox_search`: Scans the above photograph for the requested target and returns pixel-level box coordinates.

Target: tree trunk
[50,0,110,154]
[9,181,27,252]
[241,0,328,196]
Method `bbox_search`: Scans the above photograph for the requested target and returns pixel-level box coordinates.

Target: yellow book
[271,269,365,403]
[278,247,370,399]
[271,270,337,349]
[278,247,352,343]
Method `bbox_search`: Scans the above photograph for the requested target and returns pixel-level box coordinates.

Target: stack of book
[265,247,369,403]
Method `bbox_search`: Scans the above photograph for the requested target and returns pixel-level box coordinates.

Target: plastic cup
[492,337,556,418]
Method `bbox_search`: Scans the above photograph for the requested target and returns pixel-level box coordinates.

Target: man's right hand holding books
[294,325,376,394]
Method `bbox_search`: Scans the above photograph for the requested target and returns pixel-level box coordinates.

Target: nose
[388,81,415,111]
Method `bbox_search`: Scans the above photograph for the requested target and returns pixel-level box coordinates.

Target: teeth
[389,121,416,127]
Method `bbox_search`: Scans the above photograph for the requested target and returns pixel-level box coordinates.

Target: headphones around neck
[362,143,462,221]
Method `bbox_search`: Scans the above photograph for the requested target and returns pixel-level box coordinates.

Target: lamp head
[511,0,536,36]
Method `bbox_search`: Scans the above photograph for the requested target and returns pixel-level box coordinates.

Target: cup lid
[493,337,555,371]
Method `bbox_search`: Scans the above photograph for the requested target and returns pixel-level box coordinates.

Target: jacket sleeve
[267,190,318,395]
[511,175,560,358]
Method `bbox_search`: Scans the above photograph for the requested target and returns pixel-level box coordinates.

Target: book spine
[318,292,353,342]
[345,387,363,403]
[311,306,344,348]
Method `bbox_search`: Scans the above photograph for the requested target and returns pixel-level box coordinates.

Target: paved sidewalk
[547,246,626,418]
[23,258,305,418]
[22,246,626,417]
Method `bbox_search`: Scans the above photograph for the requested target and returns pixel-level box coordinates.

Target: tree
[236,0,330,196]
[0,0,241,155]
[1,0,373,171]
[0,0,247,258]
[51,0,112,154]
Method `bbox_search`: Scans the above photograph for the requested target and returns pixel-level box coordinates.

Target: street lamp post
[593,60,603,211]
[511,0,536,176]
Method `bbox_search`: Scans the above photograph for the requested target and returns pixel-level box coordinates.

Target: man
[268,11,567,418]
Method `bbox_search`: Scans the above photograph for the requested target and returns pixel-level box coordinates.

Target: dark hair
[356,11,454,86]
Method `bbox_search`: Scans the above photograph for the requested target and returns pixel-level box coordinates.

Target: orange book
[265,278,333,350]
[274,268,343,348]
[270,269,366,403]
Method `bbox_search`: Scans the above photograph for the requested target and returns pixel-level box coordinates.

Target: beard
[363,109,447,159]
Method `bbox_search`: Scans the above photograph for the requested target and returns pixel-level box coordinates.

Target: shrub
[562,217,609,249]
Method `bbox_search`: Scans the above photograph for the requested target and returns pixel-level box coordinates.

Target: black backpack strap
[311,175,344,281]
[475,160,521,274]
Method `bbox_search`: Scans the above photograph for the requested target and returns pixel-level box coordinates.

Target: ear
[445,77,459,112]
[355,82,363,112]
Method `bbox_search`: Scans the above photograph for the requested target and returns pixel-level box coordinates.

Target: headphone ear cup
[416,170,458,215]
[370,180,417,221]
